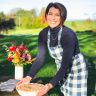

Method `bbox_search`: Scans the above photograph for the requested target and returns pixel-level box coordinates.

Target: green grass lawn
[5,28,43,35]
[0,29,96,96]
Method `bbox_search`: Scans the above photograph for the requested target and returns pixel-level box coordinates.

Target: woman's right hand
[16,76,32,87]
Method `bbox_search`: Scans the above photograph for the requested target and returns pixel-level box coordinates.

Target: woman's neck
[49,26,61,33]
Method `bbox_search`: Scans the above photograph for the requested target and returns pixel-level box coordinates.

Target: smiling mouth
[50,22,56,24]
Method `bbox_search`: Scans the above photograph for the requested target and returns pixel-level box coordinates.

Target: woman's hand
[16,76,32,87]
[36,83,53,96]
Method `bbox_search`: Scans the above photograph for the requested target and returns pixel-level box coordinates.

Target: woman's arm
[27,32,47,78]
[49,30,76,87]
[16,31,47,86]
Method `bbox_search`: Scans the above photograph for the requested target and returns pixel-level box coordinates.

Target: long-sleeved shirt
[27,25,80,87]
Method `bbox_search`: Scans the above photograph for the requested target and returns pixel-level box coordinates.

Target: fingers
[16,80,23,86]
[16,79,25,89]
[37,91,45,96]
[36,85,49,96]
[16,78,30,88]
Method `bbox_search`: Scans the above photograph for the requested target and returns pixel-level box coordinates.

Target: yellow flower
[12,51,20,63]
[12,58,20,63]
[13,51,20,59]
[4,43,33,66]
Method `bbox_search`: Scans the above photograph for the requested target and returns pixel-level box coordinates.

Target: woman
[17,2,88,96]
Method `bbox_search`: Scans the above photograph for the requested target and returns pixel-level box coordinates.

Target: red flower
[4,43,34,66]
[18,44,26,51]
[9,46,16,52]
[7,56,12,61]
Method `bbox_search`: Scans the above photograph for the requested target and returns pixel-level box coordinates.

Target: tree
[39,7,46,24]
[0,12,6,22]
[30,9,37,27]
[0,18,16,34]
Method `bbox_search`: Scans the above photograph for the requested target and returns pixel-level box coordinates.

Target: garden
[0,28,96,96]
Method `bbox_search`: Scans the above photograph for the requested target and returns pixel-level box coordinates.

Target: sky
[0,0,96,20]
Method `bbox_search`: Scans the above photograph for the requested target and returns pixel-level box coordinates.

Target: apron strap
[58,27,62,45]
[47,27,63,46]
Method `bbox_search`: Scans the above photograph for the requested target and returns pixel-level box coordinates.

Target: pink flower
[4,43,34,66]
[22,53,26,60]
[27,54,31,61]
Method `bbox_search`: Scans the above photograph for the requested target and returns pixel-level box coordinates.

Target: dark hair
[45,2,67,25]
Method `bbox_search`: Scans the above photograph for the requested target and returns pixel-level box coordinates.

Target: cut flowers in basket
[4,43,35,66]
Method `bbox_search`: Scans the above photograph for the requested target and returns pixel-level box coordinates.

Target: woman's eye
[56,14,60,16]
[48,13,52,15]
[48,13,60,17]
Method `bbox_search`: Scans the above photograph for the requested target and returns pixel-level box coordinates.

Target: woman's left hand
[36,83,53,96]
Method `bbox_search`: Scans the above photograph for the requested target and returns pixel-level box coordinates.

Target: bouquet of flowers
[4,43,35,66]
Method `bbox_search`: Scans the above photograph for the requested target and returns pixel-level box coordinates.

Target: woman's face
[46,7,61,28]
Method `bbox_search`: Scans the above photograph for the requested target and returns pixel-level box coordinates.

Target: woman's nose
[51,15,56,20]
